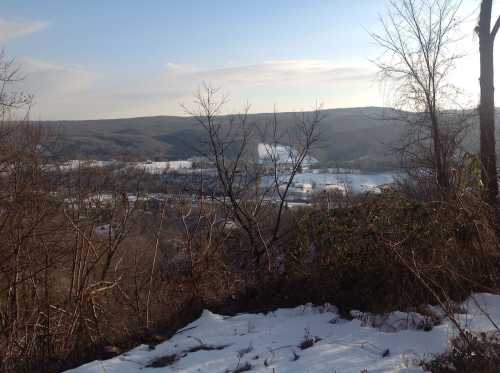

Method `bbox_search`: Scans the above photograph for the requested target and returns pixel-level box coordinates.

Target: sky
[0,0,495,120]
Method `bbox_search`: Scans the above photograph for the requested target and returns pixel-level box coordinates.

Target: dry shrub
[0,123,212,372]
[284,189,499,313]
[425,332,500,373]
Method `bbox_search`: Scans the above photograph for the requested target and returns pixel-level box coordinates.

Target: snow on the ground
[66,293,500,373]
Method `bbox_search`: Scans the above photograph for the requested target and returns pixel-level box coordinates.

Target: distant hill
[42,107,490,170]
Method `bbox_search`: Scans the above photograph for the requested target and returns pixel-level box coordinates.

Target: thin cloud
[166,60,376,85]
[22,59,380,120]
[0,18,48,43]
[18,58,94,95]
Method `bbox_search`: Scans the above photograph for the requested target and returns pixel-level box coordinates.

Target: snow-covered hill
[67,293,500,373]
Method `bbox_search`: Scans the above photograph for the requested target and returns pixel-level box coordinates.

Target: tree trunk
[479,0,499,208]
[429,108,448,193]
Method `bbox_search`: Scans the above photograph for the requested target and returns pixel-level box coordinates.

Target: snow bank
[66,294,500,373]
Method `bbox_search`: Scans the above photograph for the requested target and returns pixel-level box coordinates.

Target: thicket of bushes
[286,191,499,311]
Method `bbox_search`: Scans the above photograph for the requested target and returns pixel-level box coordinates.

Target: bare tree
[371,0,467,195]
[183,83,322,269]
[477,0,499,209]
[0,50,32,121]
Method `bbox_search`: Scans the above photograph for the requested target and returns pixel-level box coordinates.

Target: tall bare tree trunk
[479,0,499,208]
[430,110,448,192]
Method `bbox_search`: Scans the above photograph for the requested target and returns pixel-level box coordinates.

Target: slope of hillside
[45,106,500,169]
[44,107,403,166]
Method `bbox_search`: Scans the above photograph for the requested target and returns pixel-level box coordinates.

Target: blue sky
[0,0,489,119]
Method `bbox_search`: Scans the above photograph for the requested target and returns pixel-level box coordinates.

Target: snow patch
[66,294,500,373]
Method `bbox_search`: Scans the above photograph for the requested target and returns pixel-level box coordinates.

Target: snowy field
[67,293,500,373]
